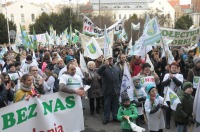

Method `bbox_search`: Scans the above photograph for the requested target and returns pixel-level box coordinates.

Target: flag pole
[161,36,168,64]
[5,0,10,45]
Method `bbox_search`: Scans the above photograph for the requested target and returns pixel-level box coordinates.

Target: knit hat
[145,84,156,94]
[46,64,54,71]
[132,76,140,82]
[142,63,151,69]
[193,56,200,64]
[121,92,130,103]
[182,82,193,91]
[65,55,74,65]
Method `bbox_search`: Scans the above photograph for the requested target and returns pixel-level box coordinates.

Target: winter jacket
[97,64,122,96]
[117,104,138,130]
[85,69,103,98]
[187,65,200,83]
[0,84,14,108]
[184,56,194,70]
[173,90,194,125]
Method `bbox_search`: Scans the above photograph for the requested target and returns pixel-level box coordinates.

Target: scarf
[21,83,32,92]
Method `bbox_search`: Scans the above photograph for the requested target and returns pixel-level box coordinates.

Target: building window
[129,14,131,18]
[124,14,126,19]
[162,7,164,10]
[10,14,14,21]
[119,14,121,19]
[21,14,25,22]
[114,14,116,19]
[31,14,35,22]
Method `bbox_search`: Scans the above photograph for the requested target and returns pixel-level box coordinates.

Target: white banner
[80,31,114,49]
[0,92,84,132]
[159,27,200,46]
[83,16,124,36]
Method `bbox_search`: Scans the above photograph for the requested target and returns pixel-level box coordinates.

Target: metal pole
[99,0,101,28]
[5,0,10,45]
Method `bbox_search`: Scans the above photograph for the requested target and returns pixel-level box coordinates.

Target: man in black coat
[98,54,122,125]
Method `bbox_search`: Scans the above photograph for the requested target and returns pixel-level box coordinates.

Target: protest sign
[0,92,84,132]
[80,31,114,49]
[83,16,124,36]
[158,27,200,46]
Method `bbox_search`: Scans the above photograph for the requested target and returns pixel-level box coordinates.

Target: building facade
[192,0,200,13]
[1,0,46,32]
[91,0,175,27]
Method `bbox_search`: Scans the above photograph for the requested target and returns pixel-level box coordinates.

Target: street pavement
[82,98,176,132]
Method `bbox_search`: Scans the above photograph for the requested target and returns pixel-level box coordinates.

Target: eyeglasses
[31,70,38,72]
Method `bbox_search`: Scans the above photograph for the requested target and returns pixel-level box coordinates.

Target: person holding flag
[144,84,168,132]
[132,76,147,125]
[173,82,195,132]
[162,62,184,129]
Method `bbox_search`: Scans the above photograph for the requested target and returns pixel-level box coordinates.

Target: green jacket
[117,104,138,130]
[173,90,194,125]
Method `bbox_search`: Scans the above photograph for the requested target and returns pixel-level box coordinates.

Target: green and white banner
[83,16,124,36]
[159,27,200,46]
[0,92,84,132]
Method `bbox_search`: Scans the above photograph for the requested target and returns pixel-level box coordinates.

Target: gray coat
[85,69,103,98]
[97,64,122,96]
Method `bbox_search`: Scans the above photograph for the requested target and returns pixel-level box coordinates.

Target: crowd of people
[0,41,199,132]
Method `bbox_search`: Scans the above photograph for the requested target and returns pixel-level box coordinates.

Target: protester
[44,64,56,94]
[138,63,160,88]
[187,56,200,96]
[132,76,147,125]
[130,56,143,77]
[21,54,38,74]
[115,53,127,76]
[97,54,122,125]
[59,62,85,97]
[144,84,168,132]
[184,49,195,76]
[117,92,138,132]
[14,74,40,103]
[0,75,14,108]
[85,61,103,115]
[173,82,195,132]
[162,62,184,129]
[29,66,45,95]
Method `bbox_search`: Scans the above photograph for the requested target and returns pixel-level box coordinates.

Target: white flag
[165,87,181,111]
[104,25,110,57]
[131,23,140,30]
[11,44,19,54]
[129,35,152,59]
[128,38,132,49]
[84,37,103,60]
[120,62,134,101]
[143,17,162,46]
[146,54,154,71]
[193,82,200,132]
[32,51,39,66]
[80,52,89,74]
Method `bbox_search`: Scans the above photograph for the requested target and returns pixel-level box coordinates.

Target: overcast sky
[1,0,191,5]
